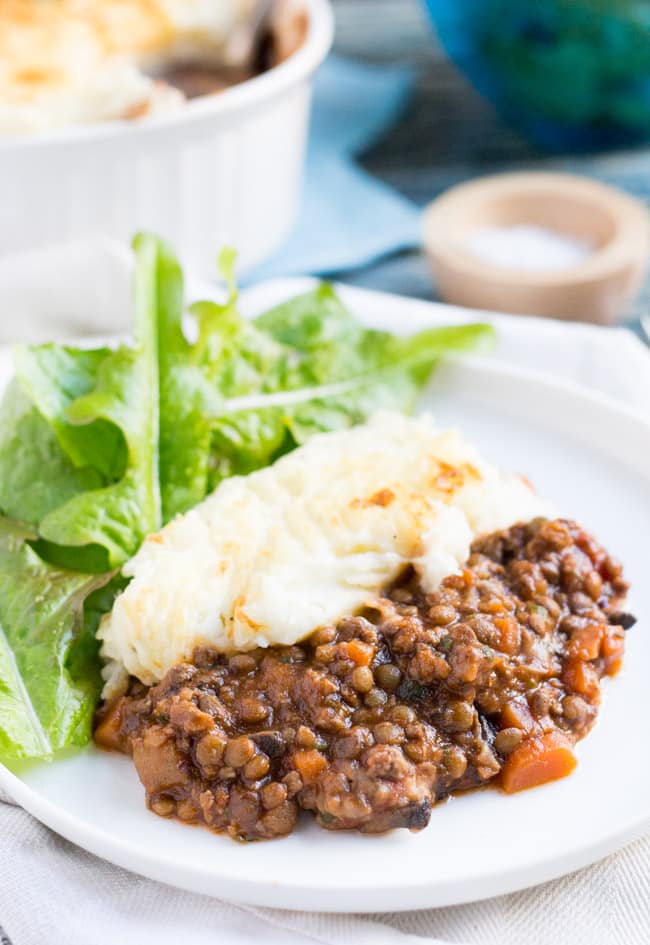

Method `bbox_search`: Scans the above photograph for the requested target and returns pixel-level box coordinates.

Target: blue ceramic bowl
[422,0,650,151]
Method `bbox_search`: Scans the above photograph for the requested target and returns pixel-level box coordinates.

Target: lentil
[373,722,404,745]
[243,753,270,781]
[99,518,631,843]
[365,688,388,708]
[351,666,374,693]
[150,796,175,817]
[260,781,287,810]
[224,737,255,769]
[374,663,401,690]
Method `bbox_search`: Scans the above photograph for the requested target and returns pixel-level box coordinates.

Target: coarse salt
[466,224,594,272]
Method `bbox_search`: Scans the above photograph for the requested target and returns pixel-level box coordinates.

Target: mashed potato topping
[0,0,257,133]
[99,411,553,695]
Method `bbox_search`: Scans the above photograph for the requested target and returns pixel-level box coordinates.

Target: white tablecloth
[1,250,649,945]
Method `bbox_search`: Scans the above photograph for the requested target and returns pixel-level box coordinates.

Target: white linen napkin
[2,782,650,945]
[0,249,649,945]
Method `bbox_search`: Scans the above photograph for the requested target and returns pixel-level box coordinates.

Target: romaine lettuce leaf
[204,288,494,489]
[0,517,111,760]
[11,234,162,569]
[14,345,126,481]
[154,241,245,521]
[0,381,103,526]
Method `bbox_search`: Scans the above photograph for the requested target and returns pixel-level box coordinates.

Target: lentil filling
[95,518,634,841]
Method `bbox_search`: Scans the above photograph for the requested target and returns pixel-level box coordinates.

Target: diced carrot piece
[500,698,535,733]
[562,658,600,700]
[501,732,577,794]
[602,627,625,676]
[567,624,604,660]
[493,617,521,655]
[346,640,373,666]
[481,598,506,616]
[293,750,328,784]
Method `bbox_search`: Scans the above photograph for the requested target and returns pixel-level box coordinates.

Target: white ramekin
[0,0,333,279]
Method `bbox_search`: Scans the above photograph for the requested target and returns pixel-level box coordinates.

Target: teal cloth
[247,56,421,281]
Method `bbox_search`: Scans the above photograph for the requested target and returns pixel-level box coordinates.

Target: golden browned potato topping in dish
[0,0,304,133]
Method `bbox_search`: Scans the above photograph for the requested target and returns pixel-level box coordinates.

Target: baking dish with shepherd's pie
[0,0,333,275]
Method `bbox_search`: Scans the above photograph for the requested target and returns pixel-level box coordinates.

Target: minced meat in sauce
[95,518,634,841]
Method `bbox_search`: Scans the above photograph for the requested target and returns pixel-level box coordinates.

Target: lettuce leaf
[154,256,495,513]
[154,242,246,521]
[204,288,494,489]
[0,518,112,760]
[10,234,162,570]
[0,381,103,526]
[13,345,126,481]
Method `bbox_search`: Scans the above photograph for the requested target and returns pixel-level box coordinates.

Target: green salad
[0,234,494,762]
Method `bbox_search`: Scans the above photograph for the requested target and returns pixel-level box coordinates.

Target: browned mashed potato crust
[96,518,633,841]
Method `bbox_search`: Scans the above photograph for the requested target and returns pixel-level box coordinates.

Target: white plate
[1,281,649,913]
